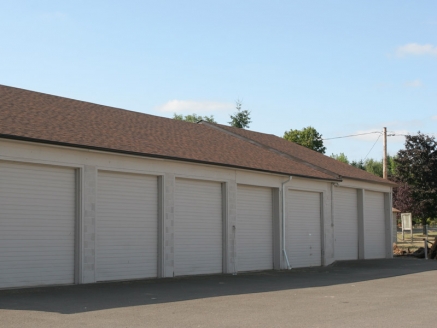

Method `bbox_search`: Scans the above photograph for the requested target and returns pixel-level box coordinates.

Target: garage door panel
[0,241,73,249]
[1,195,74,204]
[97,242,156,249]
[4,174,74,184]
[334,187,359,260]
[175,179,222,276]
[97,225,156,231]
[364,191,386,259]
[1,263,74,272]
[97,258,150,266]
[287,190,321,268]
[96,171,158,282]
[1,273,74,284]
[0,161,76,289]
[0,228,74,235]
[237,185,273,272]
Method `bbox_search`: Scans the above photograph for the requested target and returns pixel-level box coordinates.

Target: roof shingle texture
[212,124,394,185]
[0,85,335,180]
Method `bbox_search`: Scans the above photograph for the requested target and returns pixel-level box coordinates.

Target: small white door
[334,187,359,260]
[174,179,222,276]
[96,171,158,281]
[237,185,273,272]
[0,161,76,289]
[287,190,322,268]
[364,190,386,259]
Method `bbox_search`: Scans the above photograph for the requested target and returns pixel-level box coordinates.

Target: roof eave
[341,175,398,187]
[0,134,342,182]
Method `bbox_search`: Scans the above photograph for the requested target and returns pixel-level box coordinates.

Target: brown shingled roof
[203,123,396,186]
[0,85,395,186]
[0,85,336,181]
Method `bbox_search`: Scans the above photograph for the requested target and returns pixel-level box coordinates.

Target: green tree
[351,159,365,170]
[283,126,326,154]
[229,100,251,128]
[364,158,383,177]
[173,113,216,123]
[393,132,437,233]
[330,153,349,164]
[387,155,397,176]
[349,155,397,177]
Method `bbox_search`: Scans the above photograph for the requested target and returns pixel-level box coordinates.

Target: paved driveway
[1,258,436,328]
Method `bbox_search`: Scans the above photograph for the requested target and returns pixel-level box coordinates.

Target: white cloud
[404,79,423,88]
[156,100,234,113]
[432,115,437,121]
[396,43,437,57]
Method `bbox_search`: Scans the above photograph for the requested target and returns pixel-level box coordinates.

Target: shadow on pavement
[0,258,436,314]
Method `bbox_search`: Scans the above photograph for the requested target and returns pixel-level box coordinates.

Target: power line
[388,132,437,137]
[363,134,382,161]
[325,131,435,141]
[323,131,381,140]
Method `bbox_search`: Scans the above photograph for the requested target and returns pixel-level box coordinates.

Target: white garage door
[96,171,158,281]
[0,161,76,289]
[287,190,321,268]
[334,187,358,260]
[364,190,386,259]
[174,179,222,276]
[237,185,273,272]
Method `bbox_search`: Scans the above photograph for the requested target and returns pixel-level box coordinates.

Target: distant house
[0,85,396,289]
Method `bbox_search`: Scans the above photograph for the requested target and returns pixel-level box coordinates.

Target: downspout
[282,176,292,269]
[331,182,338,261]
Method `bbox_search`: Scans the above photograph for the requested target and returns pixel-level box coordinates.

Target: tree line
[173,99,251,128]
[330,153,398,177]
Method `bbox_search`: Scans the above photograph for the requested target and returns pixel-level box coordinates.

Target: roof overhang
[0,134,342,182]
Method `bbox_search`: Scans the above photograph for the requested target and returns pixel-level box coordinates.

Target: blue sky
[1,1,436,161]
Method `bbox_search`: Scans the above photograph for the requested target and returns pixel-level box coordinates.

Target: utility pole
[383,127,387,179]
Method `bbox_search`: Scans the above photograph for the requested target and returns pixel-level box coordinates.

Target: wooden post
[424,239,428,260]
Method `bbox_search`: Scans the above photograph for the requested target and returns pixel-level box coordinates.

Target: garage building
[0,85,395,289]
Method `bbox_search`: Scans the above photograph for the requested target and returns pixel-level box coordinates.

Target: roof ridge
[0,84,184,124]
[212,123,278,137]
[199,122,342,180]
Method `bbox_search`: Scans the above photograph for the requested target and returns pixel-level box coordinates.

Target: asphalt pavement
[1,258,436,328]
